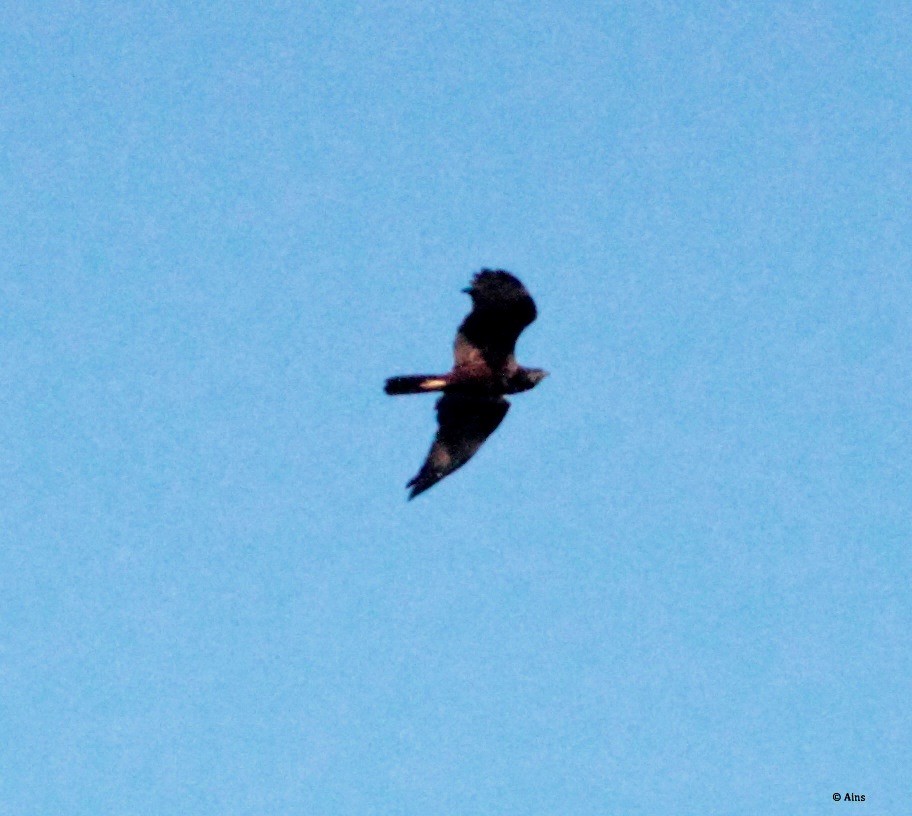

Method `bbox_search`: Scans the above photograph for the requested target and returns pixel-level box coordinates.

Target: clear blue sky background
[2,2,910,814]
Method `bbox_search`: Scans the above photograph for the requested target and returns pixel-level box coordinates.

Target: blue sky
[2,2,910,814]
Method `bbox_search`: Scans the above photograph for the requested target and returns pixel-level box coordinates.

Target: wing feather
[453,270,537,371]
[407,394,510,499]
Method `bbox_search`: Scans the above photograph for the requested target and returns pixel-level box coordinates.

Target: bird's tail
[384,374,449,395]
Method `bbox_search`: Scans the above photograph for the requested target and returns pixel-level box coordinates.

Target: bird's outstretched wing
[454,270,537,372]
[407,394,510,499]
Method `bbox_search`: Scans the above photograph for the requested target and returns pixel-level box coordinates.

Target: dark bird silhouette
[385,270,548,499]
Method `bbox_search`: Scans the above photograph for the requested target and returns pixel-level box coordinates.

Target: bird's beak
[461,286,473,294]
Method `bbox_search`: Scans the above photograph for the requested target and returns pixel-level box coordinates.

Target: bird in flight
[384,269,548,499]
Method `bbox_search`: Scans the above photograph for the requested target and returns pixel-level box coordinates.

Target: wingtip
[406,474,434,500]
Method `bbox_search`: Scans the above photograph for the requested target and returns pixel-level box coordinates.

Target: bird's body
[384,270,547,499]
[384,365,544,397]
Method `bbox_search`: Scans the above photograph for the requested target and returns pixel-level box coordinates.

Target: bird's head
[510,367,549,393]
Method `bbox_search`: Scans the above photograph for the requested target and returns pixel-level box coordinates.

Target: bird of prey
[384,269,548,499]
